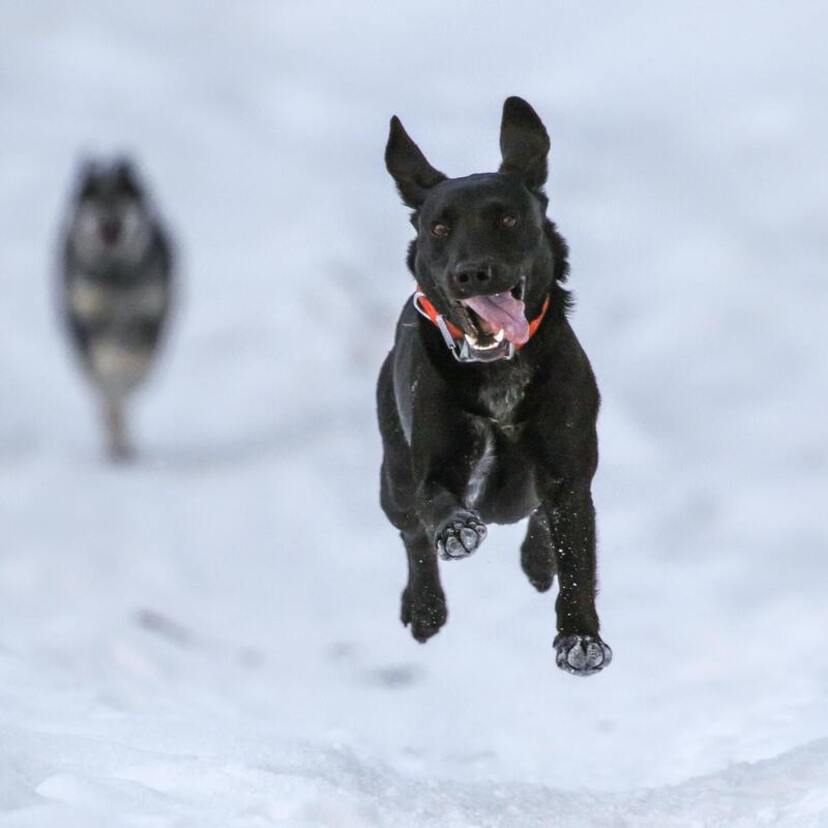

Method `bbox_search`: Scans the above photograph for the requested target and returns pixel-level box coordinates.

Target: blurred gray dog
[59,158,174,459]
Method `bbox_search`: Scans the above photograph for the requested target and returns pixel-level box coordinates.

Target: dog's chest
[476,362,532,425]
[68,271,167,324]
[465,364,533,509]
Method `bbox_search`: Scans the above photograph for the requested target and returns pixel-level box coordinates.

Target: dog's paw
[401,585,447,643]
[554,634,612,677]
[435,513,487,560]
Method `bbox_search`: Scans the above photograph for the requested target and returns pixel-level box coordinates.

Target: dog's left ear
[499,97,550,190]
[386,116,446,209]
[113,157,143,199]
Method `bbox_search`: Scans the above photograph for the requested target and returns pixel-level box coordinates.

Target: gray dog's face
[69,160,153,268]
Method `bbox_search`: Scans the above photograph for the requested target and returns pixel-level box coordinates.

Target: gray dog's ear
[75,157,101,200]
[111,157,142,196]
[499,97,550,190]
[385,116,446,209]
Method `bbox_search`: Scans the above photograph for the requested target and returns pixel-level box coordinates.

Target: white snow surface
[1,2,827,825]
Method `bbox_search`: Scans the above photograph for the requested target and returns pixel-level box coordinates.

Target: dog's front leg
[410,408,488,561]
[538,479,612,676]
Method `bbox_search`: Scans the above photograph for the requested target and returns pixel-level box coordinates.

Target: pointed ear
[76,159,101,200]
[385,116,446,208]
[498,96,550,190]
[113,157,143,198]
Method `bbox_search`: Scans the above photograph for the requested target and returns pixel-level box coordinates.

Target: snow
[1,1,827,825]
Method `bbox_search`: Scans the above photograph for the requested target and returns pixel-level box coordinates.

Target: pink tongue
[462,292,530,345]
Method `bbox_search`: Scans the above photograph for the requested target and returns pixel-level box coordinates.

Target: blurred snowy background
[1,1,827,825]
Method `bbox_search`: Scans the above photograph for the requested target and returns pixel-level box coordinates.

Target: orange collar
[412,285,550,362]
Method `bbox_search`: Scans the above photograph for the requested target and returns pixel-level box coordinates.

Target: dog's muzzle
[413,290,515,363]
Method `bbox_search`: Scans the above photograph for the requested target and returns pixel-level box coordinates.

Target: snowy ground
[1,2,827,825]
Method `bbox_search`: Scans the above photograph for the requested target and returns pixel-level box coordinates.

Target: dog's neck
[474,356,534,424]
[418,318,538,424]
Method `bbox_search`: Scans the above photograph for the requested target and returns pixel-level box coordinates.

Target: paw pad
[436,516,487,560]
[554,634,612,676]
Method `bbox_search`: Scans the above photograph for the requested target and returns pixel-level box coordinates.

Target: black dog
[59,158,174,460]
[376,97,611,676]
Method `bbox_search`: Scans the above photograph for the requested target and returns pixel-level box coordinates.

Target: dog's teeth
[465,329,505,350]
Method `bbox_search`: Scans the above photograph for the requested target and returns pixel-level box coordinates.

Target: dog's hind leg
[380,449,448,644]
[102,396,132,461]
[378,354,448,642]
[381,461,448,642]
[400,527,447,643]
[521,510,556,592]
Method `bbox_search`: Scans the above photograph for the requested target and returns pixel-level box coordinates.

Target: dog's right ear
[385,116,446,209]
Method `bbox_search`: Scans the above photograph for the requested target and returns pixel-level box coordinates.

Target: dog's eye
[431,222,450,238]
[501,214,518,229]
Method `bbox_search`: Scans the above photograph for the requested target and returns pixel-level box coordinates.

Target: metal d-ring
[413,291,459,356]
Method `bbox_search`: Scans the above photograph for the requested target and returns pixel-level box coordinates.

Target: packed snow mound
[3,728,827,827]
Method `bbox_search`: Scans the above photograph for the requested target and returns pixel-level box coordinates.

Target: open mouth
[454,278,528,349]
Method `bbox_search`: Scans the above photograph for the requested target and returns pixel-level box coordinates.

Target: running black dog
[376,97,611,675]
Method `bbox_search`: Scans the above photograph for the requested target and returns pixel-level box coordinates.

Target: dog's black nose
[450,261,494,296]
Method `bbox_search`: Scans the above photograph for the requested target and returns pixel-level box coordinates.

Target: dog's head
[386,97,569,356]
[68,158,154,268]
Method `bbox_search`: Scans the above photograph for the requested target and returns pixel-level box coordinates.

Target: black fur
[376,97,611,675]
